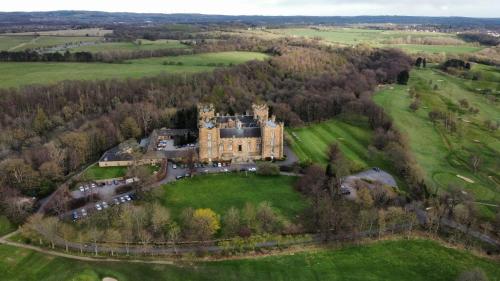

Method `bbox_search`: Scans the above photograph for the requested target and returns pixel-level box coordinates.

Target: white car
[91,183,97,188]
[125,195,131,201]
[113,198,120,205]
[102,201,109,209]
[79,186,84,192]
[217,163,222,167]
[248,167,257,172]
[81,209,87,216]
[95,204,102,211]
[84,186,90,192]
[223,168,229,172]
[120,197,126,203]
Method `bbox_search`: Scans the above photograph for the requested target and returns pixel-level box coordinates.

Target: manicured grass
[287,118,374,167]
[374,66,499,218]
[0,216,15,236]
[1,239,499,281]
[287,118,407,189]
[81,164,127,181]
[160,174,308,221]
[70,39,189,53]
[0,51,269,88]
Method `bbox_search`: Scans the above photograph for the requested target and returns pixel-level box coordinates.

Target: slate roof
[215,115,258,127]
[220,128,261,138]
[99,146,134,162]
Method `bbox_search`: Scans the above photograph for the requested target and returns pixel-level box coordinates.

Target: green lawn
[1,239,499,281]
[0,51,269,88]
[160,174,308,221]
[70,39,189,53]
[0,216,15,236]
[286,118,405,188]
[374,66,499,218]
[81,164,128,181]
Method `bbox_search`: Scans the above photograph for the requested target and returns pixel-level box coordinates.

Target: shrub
[257,162,280,176]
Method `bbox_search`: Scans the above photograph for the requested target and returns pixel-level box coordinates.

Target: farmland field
[0,51,269,88]
[0,35,103,51]
[269,28,483,54]
[374,66,500,218]
[70,39,189,53]
[0,239,499,281]
[159,174,308,221]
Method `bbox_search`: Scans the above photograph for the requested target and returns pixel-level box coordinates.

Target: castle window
[238,145,242,152]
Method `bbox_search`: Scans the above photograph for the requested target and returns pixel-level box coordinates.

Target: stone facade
[198,104,284,163]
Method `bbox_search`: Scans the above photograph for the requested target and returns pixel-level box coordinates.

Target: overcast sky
[1,0,499,18]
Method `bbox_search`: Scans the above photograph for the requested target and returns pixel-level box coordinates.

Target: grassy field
[0,239,499,281]
[387,44,483,54]
[270,27,483,55]
[81,163,161,181]
[0,35,103,51]
[374,66,499,218]
[0,51,269,88]
[81,164,128,181]
[0,216,15,236]
[70,39,189,53]
[1,28,112,37]
[159,174,307,221]
[286,118,407,188]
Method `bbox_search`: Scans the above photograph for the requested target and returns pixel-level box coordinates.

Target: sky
[1,0,499,18]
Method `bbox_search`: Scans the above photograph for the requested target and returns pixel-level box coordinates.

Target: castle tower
[197,104,215,125]
[252,103,269,122]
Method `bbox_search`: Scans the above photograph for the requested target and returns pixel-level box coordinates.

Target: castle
[198,104,284,163]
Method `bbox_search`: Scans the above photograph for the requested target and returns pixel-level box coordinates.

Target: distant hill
[0,11,499,29]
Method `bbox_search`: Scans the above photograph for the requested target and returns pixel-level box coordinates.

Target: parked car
[223,168,229,172]
[217,163,222,167]
[95,203,102,211]
[372,167,381,172]
[91,183,97,188]
[113,198,120,205]
[248,167,257,172]
[124,195,131,201]
[102,201,109,209]
[172,164,177,169]
[79,186,84,192]
[84,186,90,192]
[120,197,126,203]
[340,188,351,195]
[72,211,79,221]
[176,175,184,180]
[81,208,87,217]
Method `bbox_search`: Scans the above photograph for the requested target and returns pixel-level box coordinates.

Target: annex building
[198,103,284,163]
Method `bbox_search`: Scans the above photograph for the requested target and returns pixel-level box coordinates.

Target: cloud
[0,0,498,17]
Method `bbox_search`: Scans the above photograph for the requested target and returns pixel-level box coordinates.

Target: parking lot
[165,161,258,182]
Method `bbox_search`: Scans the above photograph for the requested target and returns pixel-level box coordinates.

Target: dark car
[372,167,381,172]
[340,188,351,195]
[176,175,184,180]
